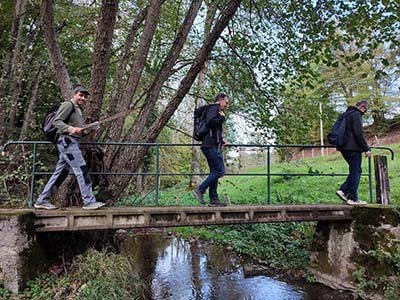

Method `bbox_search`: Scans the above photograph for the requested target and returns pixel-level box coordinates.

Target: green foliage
[352,230,400,299]
[0,1,13,56]
[353,262,400,300]
[73,249,144,300]
[19,275,74,300]
[0,286,12,300]
[1,249,146,300]
[205,0,400,144]
[175,222,314,273]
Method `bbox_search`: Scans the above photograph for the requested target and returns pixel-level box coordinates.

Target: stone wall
[0,211,46,293]
[310,206,400,300]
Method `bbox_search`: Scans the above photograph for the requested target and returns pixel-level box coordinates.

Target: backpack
[327,113,347,146]
[193,104,211,141]
[43,101,75,143]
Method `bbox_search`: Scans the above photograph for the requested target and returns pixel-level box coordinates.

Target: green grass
[130,143,399,206]
[0,249,145,300]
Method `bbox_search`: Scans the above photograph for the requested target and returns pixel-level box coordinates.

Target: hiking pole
[81,109,135,131]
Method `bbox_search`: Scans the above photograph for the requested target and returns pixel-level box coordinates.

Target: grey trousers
[36,136,96,205]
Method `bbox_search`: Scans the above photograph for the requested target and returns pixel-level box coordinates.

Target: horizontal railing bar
[34,171,370,177]
[1,140,394,207]
[2,140,393,151]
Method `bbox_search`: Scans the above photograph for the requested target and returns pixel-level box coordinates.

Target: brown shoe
[192,189,205,205]
[208,199,227,207]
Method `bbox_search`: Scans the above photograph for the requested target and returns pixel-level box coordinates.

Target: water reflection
[122,234,352,300]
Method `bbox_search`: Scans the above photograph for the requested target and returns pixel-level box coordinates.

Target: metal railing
[1,141,395,207]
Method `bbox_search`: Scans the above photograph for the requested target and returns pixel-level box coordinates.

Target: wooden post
[374,155,390,204]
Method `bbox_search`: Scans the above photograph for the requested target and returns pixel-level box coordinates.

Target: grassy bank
[0,250,145,300]
[155,144,399,206]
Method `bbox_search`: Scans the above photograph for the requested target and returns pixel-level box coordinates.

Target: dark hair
[215,93,227,102]
[355,100,369,109]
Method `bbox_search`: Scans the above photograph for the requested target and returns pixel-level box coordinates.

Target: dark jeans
[199,147,225,201]
[340,150,362,201]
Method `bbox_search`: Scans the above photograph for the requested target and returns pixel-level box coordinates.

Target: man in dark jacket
[335,100,371,205]
[192,93,229,206]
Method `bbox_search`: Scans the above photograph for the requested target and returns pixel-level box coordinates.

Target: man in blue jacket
[192,93,229,206]
[335,100,371,205]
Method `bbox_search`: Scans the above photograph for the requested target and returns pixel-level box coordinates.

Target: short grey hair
[355,100,369,109]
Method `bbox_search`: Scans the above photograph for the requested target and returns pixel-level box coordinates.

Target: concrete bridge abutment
[310,206,400,300]
[0,211,46,293]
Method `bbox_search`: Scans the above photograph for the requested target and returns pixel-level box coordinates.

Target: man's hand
[365,151,371,157]
[70,127,82,135]
[219,110,225,117]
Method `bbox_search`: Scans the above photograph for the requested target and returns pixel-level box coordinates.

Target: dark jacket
[201,103,225,148]
[337,106,369,152]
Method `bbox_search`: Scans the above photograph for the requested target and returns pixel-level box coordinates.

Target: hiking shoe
[82,201,106,210]
[208,199,227,207]
[34,202,57,210]
[192,189,205,205]
[346,199,367,206]
[336,190,348,203]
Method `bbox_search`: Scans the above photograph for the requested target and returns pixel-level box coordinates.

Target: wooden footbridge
[2,204,353,232]
[0,138,395,293]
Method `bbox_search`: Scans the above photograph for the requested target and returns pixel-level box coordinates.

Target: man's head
[215,93,229,110]
[72,85,90,106]
[355,100,369,114]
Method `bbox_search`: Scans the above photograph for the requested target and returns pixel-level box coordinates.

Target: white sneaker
[82,201,106,210]
[347,200,367,205]
[336,190,348,203]
[34,202,57,210]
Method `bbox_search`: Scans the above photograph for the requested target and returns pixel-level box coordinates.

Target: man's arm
[352,113,370,152]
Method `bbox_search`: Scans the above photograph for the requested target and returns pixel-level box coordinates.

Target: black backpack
[193,104,211,141]
[43,101,75,143]
[327,113,347,146]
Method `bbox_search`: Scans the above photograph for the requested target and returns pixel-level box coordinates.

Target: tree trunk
[106,3,156,116]
[106,0,163,143]
[106,0,203,174]
[100,4,149,140]
[86,0,119,124]
[107,0,242,201]
[40,0,73,100]
[19,66,44,140]
[190,1,216,188]
[145,0,242,142]
[0,0,27,144]
[124,0,203,143]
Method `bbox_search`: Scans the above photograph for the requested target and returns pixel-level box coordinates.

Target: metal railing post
[155,144,160,205]
[267,146,271,205]
[29,143,37,207]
